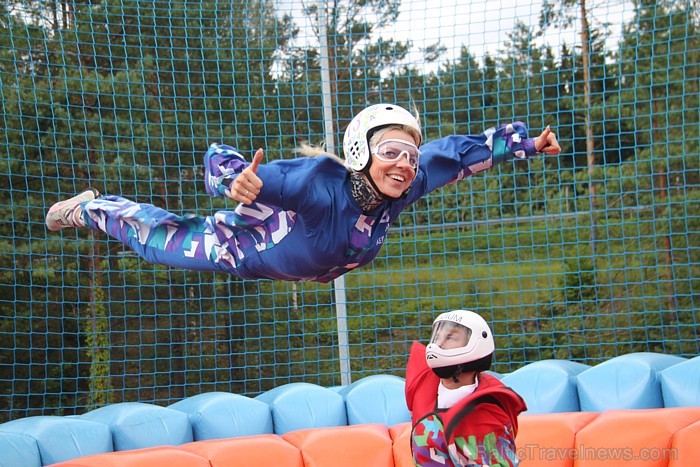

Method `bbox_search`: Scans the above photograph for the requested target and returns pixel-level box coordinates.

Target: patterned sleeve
[406,122,537,204]
[448,403,520,467]
[203,143,252,198]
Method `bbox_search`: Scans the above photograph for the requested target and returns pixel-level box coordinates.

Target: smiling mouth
[388,174,405,183]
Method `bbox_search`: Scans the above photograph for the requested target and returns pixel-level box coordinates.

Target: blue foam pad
[501,360,590,414]
[170,392,273,440]
[660,356,700,407]
[576,352,687,411]
[339,375,410,426]
[0,416,112,465]
[255,382,347,435]
[0,431,41,467]
[80,402,192,451]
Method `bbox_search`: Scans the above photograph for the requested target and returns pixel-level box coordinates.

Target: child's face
[431,322,471,350]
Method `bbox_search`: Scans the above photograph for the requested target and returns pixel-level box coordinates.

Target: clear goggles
[370,139,421,169]
[429,321,473,350]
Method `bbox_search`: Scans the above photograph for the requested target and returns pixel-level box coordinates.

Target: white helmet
[342,104,422,171]
[425,310,495,379]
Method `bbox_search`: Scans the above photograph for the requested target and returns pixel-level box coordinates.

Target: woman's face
[368,129,420,198]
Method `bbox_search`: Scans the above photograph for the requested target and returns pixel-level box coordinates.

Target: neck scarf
[349,171,384,214]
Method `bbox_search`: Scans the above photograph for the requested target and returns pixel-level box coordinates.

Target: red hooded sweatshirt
[405,341,527,466]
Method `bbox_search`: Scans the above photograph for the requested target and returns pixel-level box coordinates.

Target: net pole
[318,6,351,386]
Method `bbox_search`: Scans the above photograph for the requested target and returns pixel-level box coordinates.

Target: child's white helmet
[425,309,495,379]
[342,104,422,171]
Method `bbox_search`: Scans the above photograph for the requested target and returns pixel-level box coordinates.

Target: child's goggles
[370,139,421,169]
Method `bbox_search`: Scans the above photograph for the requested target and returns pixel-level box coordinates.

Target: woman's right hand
[231,148,264,204]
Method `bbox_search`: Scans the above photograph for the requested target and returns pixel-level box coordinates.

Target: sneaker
[46,188,101,231]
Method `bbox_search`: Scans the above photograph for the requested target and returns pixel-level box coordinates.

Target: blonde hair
[296,142,344,164]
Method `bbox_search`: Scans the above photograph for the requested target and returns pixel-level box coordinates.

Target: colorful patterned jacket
[405,341,527,466]
[204,123,538,282]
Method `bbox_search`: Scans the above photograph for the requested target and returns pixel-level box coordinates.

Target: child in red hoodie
[405,310,527,466]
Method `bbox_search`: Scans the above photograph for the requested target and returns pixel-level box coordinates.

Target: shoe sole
[46,188,101,231]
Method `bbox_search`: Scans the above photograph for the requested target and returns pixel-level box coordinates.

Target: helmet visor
[370,139,420,169]
[429,321,473,350]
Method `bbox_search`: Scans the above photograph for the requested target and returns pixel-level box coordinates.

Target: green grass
[278,212,699,377]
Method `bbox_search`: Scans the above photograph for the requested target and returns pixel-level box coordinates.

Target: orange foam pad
[669,420,700,467]
[389,422,414,467]
[179,433,303,467]
[574,407,700,467]
[282,423,393,467]
[516,412,600,467]
[48,446,210,467]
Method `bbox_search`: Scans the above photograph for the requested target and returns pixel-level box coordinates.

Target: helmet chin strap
[452,364,465,383]
[363,170,396,201]
[431,354,494,382]
[349,172,384,214]
[431,363,463,381]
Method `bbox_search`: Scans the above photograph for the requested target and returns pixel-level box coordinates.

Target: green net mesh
[0,0,697,421]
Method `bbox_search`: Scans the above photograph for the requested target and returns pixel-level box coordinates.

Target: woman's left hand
[535,126,562,155]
